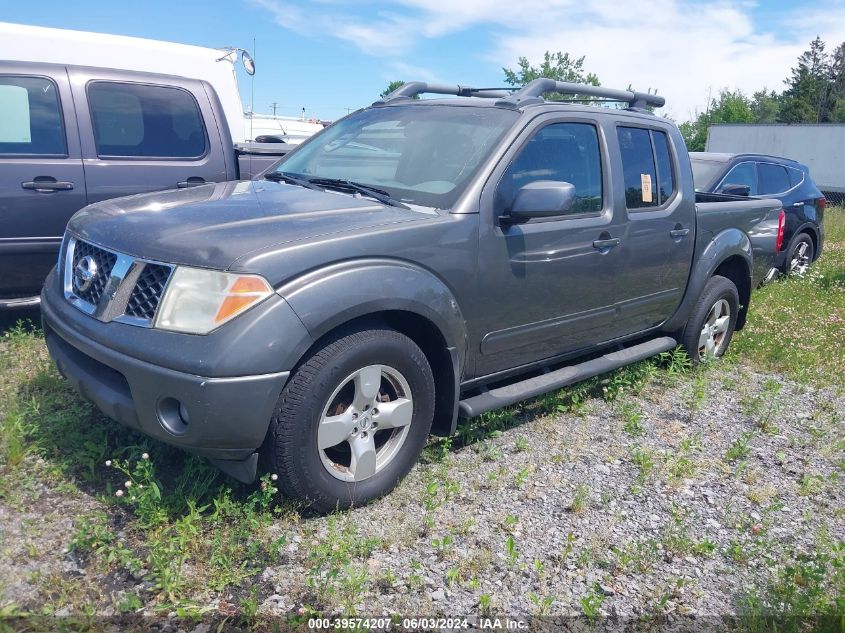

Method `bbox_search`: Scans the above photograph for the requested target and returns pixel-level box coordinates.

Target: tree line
[382,36,845,151]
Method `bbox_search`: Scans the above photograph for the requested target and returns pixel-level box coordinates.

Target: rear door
[611,124,695,335]
[0,64,87,298]
[68,68,229,204]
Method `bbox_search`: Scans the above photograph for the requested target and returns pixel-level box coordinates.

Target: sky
[2,0,844,122]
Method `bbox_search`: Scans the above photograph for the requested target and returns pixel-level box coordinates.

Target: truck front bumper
[41,276,290,483]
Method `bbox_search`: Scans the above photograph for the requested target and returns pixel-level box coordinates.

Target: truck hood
[68,180,432,270]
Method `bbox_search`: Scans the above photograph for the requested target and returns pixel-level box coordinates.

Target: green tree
[680,89,756,151]
[830,41,845,121]
[751,89,781,123]
[779,36,832,122]
[503,51,600,101]
[380,80,419,99]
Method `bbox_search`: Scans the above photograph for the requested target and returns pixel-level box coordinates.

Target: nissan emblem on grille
[74,256,98,293]
[64,238,173,327]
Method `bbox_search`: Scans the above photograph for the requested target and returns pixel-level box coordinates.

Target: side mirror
[719,183,750,197]
[508,181,576,221]
[241,50,256,75]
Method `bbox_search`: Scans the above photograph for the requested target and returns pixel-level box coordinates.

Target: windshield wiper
[264,171,324,191]
[306,178,410,209]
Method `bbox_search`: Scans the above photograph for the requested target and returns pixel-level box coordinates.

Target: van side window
[758,163,790,195]
[87,82,207,159]
[0,75,66,156]
[497,122,603,216]
[719,162,757,195]
[617,127,658,209]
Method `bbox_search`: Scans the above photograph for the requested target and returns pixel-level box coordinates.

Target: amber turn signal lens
[214,276,273,323]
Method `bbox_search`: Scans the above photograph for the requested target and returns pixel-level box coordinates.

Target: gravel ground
[1,360,843,629]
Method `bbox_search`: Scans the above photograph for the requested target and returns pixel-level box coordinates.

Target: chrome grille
[71,240,117,306]
[125,263,171,320]
[63,237,173,327]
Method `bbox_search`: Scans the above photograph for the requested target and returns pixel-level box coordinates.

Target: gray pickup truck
[41,79,782,512]
[0,61,289,308]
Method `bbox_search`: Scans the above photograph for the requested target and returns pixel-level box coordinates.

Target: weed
[513,467,531,488]
[514,436,529,452]
[620,402,646,436]
[580,583,606,622]
[504,535,518,566]
[527,591,555,616]
[571,484,589,513]
[630,445,656,485]
[725,432,754,463]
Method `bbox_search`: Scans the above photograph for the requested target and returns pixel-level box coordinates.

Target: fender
[276,258,468,370]
[663,227,753,334]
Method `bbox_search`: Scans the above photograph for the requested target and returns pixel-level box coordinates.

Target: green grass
[730,206,845,387]
[0,208,843,621]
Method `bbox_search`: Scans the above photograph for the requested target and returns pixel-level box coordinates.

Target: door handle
[669,228,690,238]
[22,179,74,192]
[177,177,208,188]
[592,237,621,250]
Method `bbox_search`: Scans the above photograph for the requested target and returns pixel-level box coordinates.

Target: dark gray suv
[42,80,782,511]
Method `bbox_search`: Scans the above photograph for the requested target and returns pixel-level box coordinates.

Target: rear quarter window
[758,163,791,195]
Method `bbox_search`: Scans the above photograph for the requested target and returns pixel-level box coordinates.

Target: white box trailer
[706,124,845,196]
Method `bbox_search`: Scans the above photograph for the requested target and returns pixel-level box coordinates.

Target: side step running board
[458,336,678,418]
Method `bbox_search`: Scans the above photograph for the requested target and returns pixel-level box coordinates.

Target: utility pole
[270,101,279,116]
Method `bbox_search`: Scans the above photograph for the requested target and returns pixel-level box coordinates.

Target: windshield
[689,158,726,191]
[269,105,519,208]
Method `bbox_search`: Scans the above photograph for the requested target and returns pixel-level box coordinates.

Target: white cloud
[249,0,845,120]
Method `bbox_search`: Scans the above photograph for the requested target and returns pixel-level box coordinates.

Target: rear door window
[0,75,66,156]
[87,82,207,159]
[719,162,757,195]
[617,126,675,209]
[758,163,791,195]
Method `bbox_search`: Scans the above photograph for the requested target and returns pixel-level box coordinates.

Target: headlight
[154,267,274,334]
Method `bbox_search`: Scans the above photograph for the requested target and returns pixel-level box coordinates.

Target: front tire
[681,275,739,364]
[262,327,435,513]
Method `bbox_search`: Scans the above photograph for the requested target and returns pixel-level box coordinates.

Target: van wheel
[262,327,435,513]
[682,275,739,364]
[783,233,814,277]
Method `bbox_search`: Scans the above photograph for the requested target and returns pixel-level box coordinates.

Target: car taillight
[775,209,786,253]
[819,198,826,211]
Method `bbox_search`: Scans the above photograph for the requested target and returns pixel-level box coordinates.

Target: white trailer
[706,123,845,195]
[0,22,252,142]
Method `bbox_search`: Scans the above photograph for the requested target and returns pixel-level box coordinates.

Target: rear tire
[782,233,814,277]
[681,275,739,365]
[261,327,435,513]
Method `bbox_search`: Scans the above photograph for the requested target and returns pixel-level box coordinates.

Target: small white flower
[124,481,132,488]
[115,490,124,497]
[141,453,149,460]
[271,474,279,481]
[105,460,112,467]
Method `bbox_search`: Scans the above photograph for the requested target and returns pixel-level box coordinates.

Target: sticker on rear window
[641,173,653,203]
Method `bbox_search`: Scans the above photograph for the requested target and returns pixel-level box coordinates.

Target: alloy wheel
[317,365,413,482]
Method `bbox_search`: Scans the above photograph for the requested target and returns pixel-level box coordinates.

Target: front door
[0,67,87,298]
[473,117,622,378]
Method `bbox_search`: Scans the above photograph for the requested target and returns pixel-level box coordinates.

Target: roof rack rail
[496,78,665,109]
[374,81,514,105]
